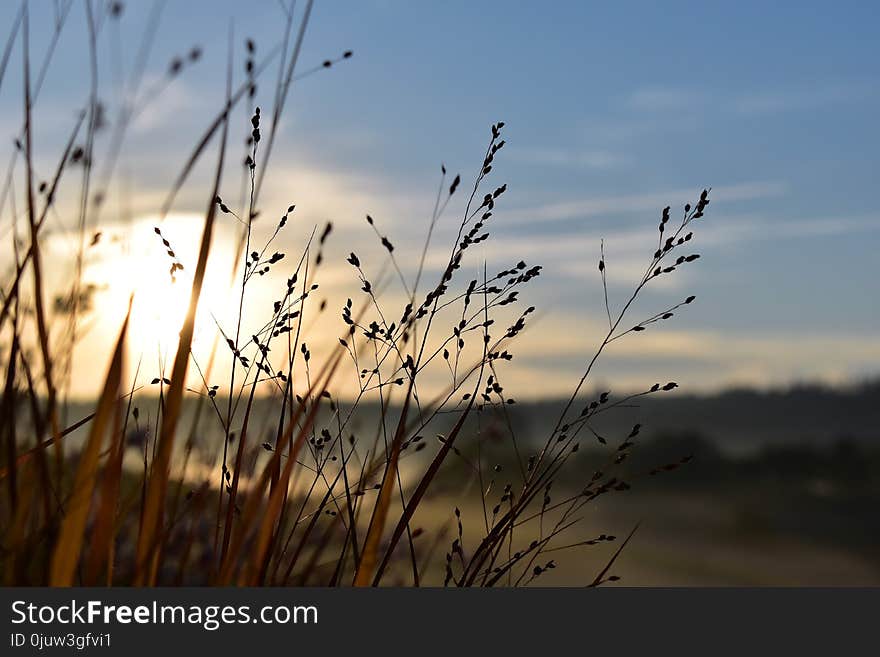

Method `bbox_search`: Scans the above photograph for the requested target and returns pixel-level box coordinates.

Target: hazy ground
[411,461,880,587]
[540,490,879,586]
[51,381,880,586]
[388,382,880,586]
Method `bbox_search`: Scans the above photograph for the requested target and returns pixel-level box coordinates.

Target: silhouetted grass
[0,1,712,586]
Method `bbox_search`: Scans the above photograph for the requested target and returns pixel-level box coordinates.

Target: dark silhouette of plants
[0,1,710,586]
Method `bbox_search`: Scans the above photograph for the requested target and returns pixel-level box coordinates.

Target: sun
[90,214,238,365]
[129,265,200,353]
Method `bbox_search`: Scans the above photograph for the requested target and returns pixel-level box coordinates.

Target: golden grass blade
[353,447,400,586]
[133,63,230,586]
[219,348,344,584]
[237,394,323,585]
[353,383,413,587]
[48,305,130,586]
[222,302,371,584]
[83,368,128,585]
[371,394,476,585]
[218,390,256,563]
[158,47,277,218]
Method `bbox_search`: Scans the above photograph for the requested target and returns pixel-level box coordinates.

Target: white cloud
[618,80,876,123]
[509,147,629,170]
[503,181,787,225]
[129,75,205,134]
[733,81,876,115]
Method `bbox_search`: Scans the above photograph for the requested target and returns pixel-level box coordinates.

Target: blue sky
[1,0,878,397]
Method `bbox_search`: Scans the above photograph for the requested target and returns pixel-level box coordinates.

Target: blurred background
[1,0,877,584]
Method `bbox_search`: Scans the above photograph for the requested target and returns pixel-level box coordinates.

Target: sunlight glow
[89,214,238,369]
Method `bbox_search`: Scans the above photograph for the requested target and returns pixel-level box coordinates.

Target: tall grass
[0,1,711,586]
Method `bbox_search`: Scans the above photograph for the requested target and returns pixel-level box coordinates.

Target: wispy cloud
[509,146,629,170]
[503,181,787,225]
[733,81,876,115]
[622,80,876,120]
[423,209,879,296]
[129,75,206,134]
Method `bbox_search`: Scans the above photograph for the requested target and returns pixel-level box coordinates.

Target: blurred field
[47,381,879,586]
[415,437,880,586]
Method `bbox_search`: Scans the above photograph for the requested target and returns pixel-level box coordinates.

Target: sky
[1,0,878,400]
